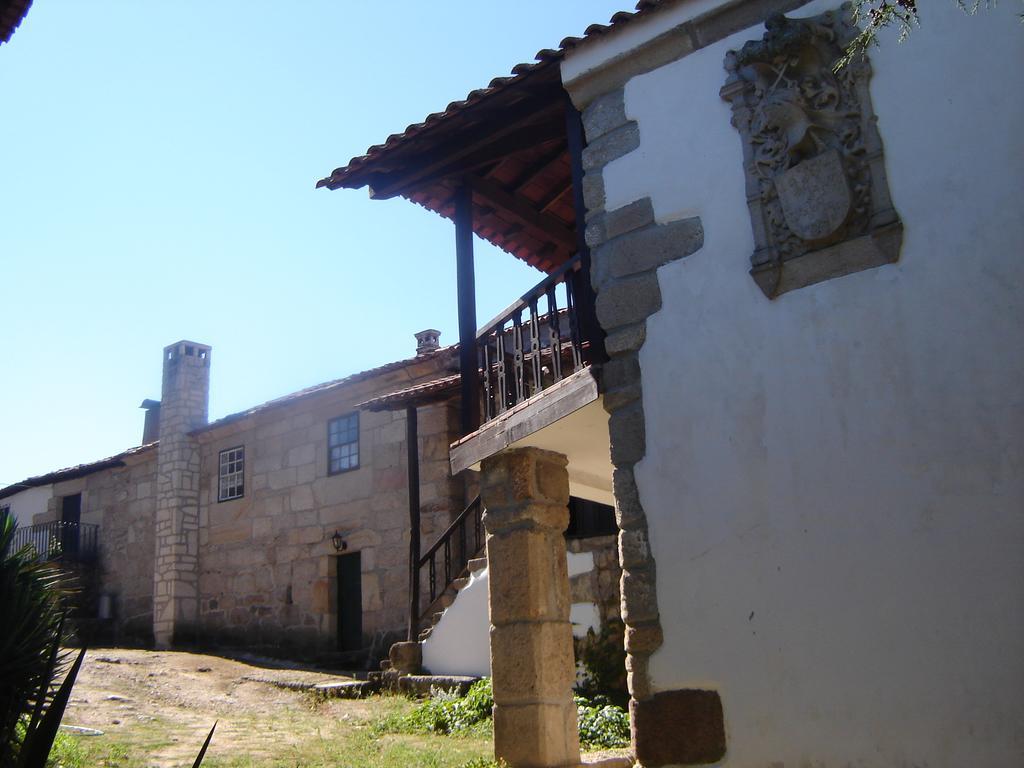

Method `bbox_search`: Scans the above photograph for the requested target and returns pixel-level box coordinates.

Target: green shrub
[375,679,493,737]
[574,694,630,749]
[457,759,506,768]
[573,622,628,708]
[375,677,629,750]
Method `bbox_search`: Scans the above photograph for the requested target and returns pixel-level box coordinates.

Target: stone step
[451,576,470,591]
[418,627,433,641]
[397,675,478,698]
[467,557,488,573]
[580,757,633,768]
[431,611,445,626]
[312,680,379,699]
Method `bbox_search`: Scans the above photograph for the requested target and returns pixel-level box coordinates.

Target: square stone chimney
[153,340,211,648]
[415,329,441,356]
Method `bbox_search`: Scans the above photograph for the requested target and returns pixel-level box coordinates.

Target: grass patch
[374,680,494,738]
[53,696,492,768]
[375,678,629,750]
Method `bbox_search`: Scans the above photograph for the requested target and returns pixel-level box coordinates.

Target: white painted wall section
[569,1,1024,765]
[421,566,491,677]
[422,550,604,676]
[1,485,53,527]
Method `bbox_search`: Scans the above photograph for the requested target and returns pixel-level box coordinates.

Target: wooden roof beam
[368,100,565,200]
[510,143,568,193]
[467,174,576,251]
[537,181,573,214]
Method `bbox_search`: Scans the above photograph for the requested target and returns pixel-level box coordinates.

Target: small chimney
[414,329,441,356]
[140,399,161,444]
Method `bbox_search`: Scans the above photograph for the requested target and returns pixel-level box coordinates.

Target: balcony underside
[450,367,613,505]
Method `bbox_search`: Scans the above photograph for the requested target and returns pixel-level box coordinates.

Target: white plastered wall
[422,551,600,677]
[568,1,1024,765]
[3,485,53,527]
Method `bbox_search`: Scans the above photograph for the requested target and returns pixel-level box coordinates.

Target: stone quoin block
[608,401,647,466]
[620,566,660,625]
[594,215,704,284]
[595,271,662,330]
[581,169,606,217]
[631,690,726,766]
[582,121,641,172]
[618,526,651,570]
[603,196,656,242]
[582,87,629,143]
[611,466,645,530]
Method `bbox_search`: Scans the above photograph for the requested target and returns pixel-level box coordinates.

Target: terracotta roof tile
[357,374,461,412]
[0,442,157,501]
[198,346,458,432]
[316,1,668,193]
[1,348,459,498]
[0,0,32,45]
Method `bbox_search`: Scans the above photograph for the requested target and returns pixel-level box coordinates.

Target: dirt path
[64,648,367,767]
[63,648,628,768]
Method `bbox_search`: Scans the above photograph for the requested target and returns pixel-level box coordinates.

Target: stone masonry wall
[44,451,158,643]
[154,341,210,648]
[567,534,621,629]
[194,361,462,656]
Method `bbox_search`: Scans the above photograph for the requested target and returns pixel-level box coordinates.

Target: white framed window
[218,446,245,502]
[328,413,359,475]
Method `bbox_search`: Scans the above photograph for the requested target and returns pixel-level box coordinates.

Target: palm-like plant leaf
[191,722,218,767]
[16,647,86,768]
[0,510,71,765]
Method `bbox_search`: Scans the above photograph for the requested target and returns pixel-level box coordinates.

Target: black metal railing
[10,521,100,563]
[418,495,483,617]
[476,253,597,425]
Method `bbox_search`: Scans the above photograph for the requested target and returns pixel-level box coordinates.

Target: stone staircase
[418,552,487,641]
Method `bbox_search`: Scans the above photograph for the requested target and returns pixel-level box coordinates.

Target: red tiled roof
[198,346,458,432]
[316,1,665,194]
[0,0,32,45]
[0,348,459,498]
[357,374,461,412]
[0,442,157,501]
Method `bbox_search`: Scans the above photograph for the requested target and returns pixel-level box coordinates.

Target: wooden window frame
[218,446,245,502]
[328,413,360,476]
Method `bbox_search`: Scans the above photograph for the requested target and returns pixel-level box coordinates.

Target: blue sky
[0,1,631,485]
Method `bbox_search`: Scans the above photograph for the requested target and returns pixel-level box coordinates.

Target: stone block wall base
[630,690,725,766]
[493,702,581,768]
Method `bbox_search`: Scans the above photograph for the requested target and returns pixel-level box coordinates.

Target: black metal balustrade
[417,495,482,620]
[476,253,597,425]
[10,521,100,563]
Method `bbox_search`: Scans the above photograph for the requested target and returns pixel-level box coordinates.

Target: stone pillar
[153,340,210,648]
[481,448,580,768]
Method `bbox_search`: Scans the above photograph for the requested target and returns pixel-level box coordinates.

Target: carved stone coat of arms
[720,4,902,298]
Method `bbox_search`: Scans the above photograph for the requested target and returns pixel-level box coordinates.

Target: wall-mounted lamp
[331,530,348,552]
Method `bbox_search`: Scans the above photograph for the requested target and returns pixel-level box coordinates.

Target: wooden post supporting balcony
[455,182,481,435]
[564,94,606,364]
[406,404,421,641]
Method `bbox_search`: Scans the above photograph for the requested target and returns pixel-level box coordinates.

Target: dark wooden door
[60,494,81,557]
[336,552,362,652]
